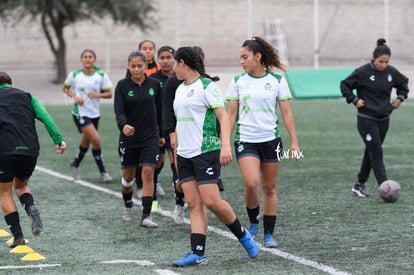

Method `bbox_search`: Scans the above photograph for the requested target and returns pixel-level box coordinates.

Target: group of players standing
[59,37,301,266]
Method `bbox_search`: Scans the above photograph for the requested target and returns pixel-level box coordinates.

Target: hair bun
[377,38,387,46]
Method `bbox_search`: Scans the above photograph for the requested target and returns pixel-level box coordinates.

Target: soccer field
[1,99,413,275]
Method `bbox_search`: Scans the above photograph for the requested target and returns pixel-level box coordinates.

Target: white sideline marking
[155,269,181,275]
[101,259,155,266]
[0,264,61,270]
[101,260,180,275]
[35,166,351,275]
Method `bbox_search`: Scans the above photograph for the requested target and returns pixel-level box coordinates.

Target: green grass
[1,99,413,274]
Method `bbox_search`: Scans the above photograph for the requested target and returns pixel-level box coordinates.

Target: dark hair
[0,71,12,84]
[192,46,205,61]
[138,39,156,51]
[174,47,219,81]
[373,38,391,58]
[157,46,175,57]
[80,49,96,59]
[242,36,285,71]
[125,51,147,78]
[128,51,146,63]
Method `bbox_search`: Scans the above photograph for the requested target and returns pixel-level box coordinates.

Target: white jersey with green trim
[226,71,292,143]
[64,69,112,118]
[174,76,225,158]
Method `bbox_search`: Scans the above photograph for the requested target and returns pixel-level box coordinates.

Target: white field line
[0,264,61,270]
[35,166,351,275]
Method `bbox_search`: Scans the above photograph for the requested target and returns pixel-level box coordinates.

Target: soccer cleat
[173,205,184,225]
[122,207,133,221]
[101,172,113,182]
[70,163,80,180]
[156,182,166,197]
[239,230,259,258]
[151,200,159,213]
[247,223,259,240]
[172,251,208,267]
[140,216,158,228]
[352,183,369,197]
[8,237,25,248]
[29,205,42,236]
[136,188,142,199]
[263,233,278,248]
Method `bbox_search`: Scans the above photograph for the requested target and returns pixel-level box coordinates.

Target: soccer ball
[378,180,401,203]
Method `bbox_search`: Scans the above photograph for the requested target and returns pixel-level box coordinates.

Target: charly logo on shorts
[205,167,214,176]
[79,117,85,125]
[365,133,372,142]
[237,143,244,152]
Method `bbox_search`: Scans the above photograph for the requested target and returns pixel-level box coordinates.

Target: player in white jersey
[63,49,113,182]
[171,47,258,267]
[226,36,300,248]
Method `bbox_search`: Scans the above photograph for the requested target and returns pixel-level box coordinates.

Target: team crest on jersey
[387,74,392,82]
[187,89,195,97]
[264,82,271,90]
[149,88,155,96]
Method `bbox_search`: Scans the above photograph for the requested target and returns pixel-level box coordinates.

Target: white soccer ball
[378,180,401,203]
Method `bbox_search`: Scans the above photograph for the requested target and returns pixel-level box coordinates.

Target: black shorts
[177,150,221,185]
[234,138,283,163]
[72,114,100,133]
[0,155,37,182]
[118,144,160,169]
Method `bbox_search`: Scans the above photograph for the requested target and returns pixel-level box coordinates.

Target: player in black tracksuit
[340,38,409,198]
[114,51,164,227]
[0,72,66,247]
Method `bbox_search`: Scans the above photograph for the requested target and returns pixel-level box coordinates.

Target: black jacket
[114,76,163,148]
[162,73,183,135]
[0,85,62,157]
[340,62,409,119]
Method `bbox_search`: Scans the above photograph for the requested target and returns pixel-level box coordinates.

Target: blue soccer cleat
[247,223,259,240]
[263,232,278,248]
[172,251,208,267]
[239,230,259,258]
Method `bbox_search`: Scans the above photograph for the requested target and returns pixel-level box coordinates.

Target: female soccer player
[340,38,409,197]
[0,71,66,248]
[147,45,176,212]
[171,47,258,267]
[63,49,113,182]
[226,36,300,248]
[135,40,165,200]
[114,51,164,228]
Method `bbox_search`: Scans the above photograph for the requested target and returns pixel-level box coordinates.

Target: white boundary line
[0,264,61,270]
[35,166,351,275]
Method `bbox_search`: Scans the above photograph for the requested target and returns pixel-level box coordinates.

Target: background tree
[0,0,157,83]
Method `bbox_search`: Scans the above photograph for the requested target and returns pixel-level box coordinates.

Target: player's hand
[220,143,232,166]
[123,124,135,136]
[159,137,165,147]
[56,141,66,154]
[355,99,365,109]
[392,99,401,109]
